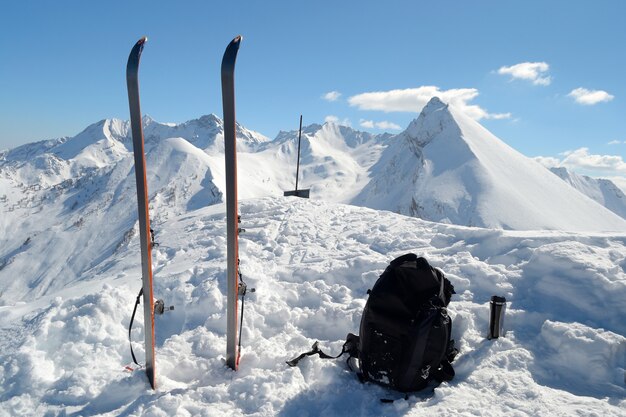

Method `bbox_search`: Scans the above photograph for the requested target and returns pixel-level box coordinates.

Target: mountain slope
[0,121,224,302]
[550,166,626,219]
[252,122,384,202]
[352,97,626,231]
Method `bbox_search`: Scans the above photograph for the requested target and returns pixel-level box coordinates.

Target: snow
[1,197,625,416]
[0,100,625,415]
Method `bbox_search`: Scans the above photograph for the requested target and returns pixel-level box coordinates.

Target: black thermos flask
[488,296,506,339]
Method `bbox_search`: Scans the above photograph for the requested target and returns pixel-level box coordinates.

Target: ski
[126,36,157,389]
[222,35,243,370]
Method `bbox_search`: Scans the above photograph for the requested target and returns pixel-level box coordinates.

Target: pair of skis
[126,35,244,389]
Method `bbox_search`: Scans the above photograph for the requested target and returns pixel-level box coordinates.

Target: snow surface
[1,197,625,416]
[1,99,626,415]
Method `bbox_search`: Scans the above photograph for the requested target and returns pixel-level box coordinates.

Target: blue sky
[1,1,625,180]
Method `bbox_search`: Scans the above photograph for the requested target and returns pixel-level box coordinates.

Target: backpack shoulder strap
[432,324,459,382]
[286,333,359,367]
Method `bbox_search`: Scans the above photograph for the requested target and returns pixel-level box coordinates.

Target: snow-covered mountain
[0,114,265,303]
[4,99,626,234]
[352,97,626,231]
[253,122,385,202]
[550,166,626,219]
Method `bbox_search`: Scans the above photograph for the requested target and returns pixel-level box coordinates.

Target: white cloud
[608,140,623,145]
[484,112,513,120]
[324,115,351,127]
[568,88,614,105]
[375,121,402,130]
[359,119,401,131]
[535,147,626,176]
[561,148,626,173]
[497,62,551,86]
[322,91,341,102]
[359,119,374,129]
[348,86,508,121]
[533,156,561,169]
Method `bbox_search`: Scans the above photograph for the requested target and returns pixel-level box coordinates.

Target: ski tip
[228,35,242,51]
[221,35,243,70]
[127,36,148,73]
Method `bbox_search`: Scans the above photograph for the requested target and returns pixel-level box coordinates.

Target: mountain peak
[196,114,222,127]
[402,96,459,146]
[422,96,449,115]
[142,114,155,126]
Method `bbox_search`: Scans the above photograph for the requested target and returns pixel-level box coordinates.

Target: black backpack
[288,253,458,393]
